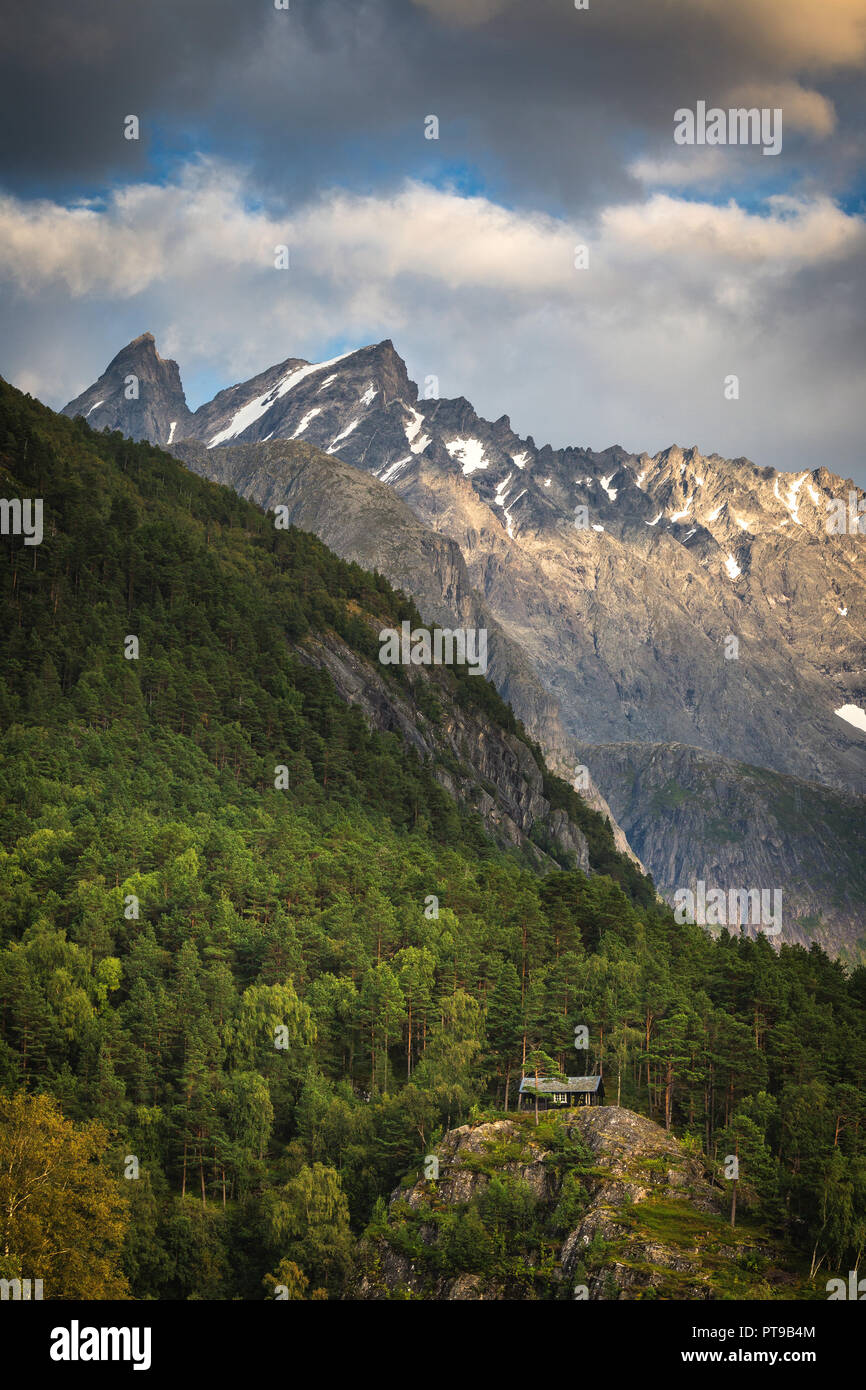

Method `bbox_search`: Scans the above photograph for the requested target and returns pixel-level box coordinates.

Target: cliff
[356,1110,808,1301]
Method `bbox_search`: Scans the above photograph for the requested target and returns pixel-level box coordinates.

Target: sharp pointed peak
[118,331,157,352]
[348,338,403,362]
[107,332,179,371]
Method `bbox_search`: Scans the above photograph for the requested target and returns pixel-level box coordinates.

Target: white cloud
[601,192,863,265]
[0,160,863,480]
[628,150,733,189]
[0,167,575,302]
[724,82,837,138]
[3,162,859,303]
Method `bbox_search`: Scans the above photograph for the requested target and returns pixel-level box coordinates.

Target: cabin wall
[518,1087,605,1109]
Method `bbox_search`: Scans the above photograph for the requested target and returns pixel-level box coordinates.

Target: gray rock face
[558,1108,723,1301]
[62,333,193,446]
[399,1121,560,1212]
[574,741,866,961]
[355,1110,796,1301]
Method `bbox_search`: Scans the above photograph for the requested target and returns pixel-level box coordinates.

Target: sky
[1,0,865,480]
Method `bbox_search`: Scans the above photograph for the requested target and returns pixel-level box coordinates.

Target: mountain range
[62,333,866,957]
[8,374,866,1304]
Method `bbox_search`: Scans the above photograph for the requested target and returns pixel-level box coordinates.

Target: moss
[611,1199,811,1299]
[650,779,695,811]
[460,1137,530,1174]
[703,816,746,844]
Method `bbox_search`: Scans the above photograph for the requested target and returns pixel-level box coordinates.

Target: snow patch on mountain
[502,488,527,538]
[725,554,742,580]
[292,407,322,438]
[207,350,355,447]
[404,407,431,455]
[776,473,808,525]
[835,705,866,733]
[380,455,412,484]
[329,417,361,450]
[446,438,488,476]
[495,474,514,508]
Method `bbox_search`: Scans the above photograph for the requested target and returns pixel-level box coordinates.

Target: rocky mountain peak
[356,338,418,403]
[62,331,191,446]
[117,329,156,354]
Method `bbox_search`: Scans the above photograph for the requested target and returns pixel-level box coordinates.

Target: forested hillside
[1,381,865,1301]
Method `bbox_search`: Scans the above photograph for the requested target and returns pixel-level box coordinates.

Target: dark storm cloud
[2,0,863,213]
[0,0,271,191]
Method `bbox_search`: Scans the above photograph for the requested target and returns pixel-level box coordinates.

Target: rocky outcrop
[558,1108,724,1301]
[356,1110,801,1301]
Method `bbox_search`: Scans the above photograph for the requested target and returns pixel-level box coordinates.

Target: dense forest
[1,380,865,1300]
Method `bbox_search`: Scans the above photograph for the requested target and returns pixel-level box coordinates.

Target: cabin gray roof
[518,1075,602,1095]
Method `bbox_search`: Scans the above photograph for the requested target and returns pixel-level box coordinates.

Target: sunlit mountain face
[65,330,866,955]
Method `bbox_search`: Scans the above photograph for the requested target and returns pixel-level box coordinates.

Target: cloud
[721,0,866,70]
[601,192,863,265]
[628,150,734,189]
[3,0,864,219]
[0,161,863,482]
[414,0,866,71]
[725,82,837,137]
[410,0,513,24]
[6,163,858,307]
[0,166,573,303]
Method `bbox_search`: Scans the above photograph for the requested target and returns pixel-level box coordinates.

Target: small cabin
[518,1075,605,1111]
